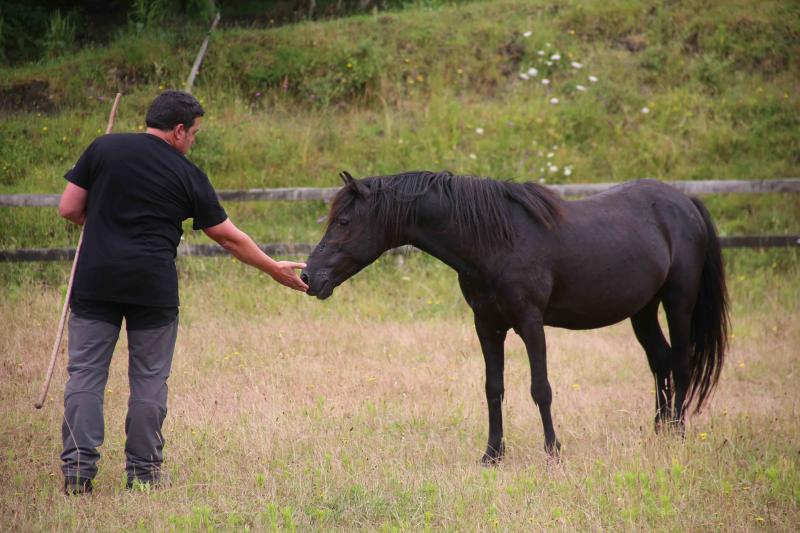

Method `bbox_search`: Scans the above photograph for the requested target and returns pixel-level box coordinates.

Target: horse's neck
[405,222,483,281]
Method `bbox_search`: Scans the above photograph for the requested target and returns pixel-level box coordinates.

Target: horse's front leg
[474,315,507,466]
[515,310,561,457]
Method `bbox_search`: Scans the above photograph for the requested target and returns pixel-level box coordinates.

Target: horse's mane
[328,171,564,251]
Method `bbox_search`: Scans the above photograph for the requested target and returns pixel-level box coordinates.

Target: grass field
[1,255,799,531]
[1,0,799,530]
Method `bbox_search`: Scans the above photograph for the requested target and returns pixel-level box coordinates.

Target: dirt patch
[498,34,526,77]
[621,34,648,53]
[0,80,55,113]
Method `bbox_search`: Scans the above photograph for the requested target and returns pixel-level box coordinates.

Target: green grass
[1,0,798,191]
[1,1,797,270]
[1,258,798,530]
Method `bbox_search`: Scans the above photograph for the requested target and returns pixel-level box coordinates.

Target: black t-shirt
[66,133,227,307]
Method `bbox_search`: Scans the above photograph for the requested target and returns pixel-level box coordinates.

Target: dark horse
[301,171,728,462]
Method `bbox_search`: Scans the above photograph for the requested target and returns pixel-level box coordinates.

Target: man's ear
[172,123,186,140]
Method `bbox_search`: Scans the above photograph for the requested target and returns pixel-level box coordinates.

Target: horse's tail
[685,198,730,414]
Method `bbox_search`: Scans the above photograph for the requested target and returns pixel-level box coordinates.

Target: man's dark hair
[145,90,205,130]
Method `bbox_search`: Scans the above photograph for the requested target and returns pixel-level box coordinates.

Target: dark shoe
[64,476,93,495]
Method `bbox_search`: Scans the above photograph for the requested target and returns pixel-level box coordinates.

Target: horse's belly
[544,265,667,330]
[543,306,635,330]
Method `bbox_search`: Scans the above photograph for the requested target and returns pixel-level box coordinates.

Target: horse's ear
[339,170,369,197]
[339,171,354,185]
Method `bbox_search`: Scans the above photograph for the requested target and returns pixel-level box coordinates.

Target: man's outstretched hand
[271,261,308,292]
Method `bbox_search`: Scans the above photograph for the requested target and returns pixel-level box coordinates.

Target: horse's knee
[649,346,671,370]
[485,373,503,396]
[530,379,552,407]
[671,354,691,384]
[485,381,504,404]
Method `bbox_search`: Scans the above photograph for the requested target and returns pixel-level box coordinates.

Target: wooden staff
[34,92,122,409]
[185,12,220,93]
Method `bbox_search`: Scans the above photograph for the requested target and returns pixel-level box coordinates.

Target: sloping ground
[0,0,798,263]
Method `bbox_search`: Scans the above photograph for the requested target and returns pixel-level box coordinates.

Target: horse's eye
[338,218,349,226]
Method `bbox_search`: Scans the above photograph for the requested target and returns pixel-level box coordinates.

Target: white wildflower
[545,61,553,66]
[641,107,650,114]
[571,61,583,69]
[550,97,559,105]
[523,31,532,38]
[588,75,599,83]
[537,50,545,56]
[542,78,550,85]
[527,67,538,77]
[550,53,561,61]
[519,73,530,80]
[468,153,477,160]
[547,152,554,158]
[576,84,587,91]
[539,177,546,183]
[475,127,484,135]
[549,165,559,172]
[564,167,573,176]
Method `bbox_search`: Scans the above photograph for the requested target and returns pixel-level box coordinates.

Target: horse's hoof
[654,418,686,437]
[481,444,505,467]
[653,413,676,434]
[544,439,561,459]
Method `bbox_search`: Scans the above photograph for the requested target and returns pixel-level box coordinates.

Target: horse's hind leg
[662,296,694,435]
[630,298,673,431]
[660,247,705,434]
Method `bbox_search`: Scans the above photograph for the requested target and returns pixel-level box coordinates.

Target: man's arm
[203,218,308,292]
[59,182,88,225]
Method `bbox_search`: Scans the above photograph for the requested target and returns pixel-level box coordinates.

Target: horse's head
[302,171,389,299]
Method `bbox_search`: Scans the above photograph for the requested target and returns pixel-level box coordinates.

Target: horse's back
[565,179,706,248]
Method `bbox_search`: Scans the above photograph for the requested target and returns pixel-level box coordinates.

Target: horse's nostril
[300,272,309,285]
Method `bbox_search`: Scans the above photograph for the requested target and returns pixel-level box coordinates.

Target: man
[57,90,307,495]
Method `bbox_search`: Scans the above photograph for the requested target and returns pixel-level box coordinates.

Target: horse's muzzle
[302,270,334,299]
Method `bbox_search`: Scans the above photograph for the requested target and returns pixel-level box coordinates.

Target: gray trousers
[61,314,178,482]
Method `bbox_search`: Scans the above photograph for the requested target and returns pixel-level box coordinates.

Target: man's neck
[145,127,176,149]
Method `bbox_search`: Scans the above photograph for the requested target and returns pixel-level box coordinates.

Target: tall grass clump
[42,10,77,60]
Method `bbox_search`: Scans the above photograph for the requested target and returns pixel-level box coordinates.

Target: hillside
[1,0,798,262]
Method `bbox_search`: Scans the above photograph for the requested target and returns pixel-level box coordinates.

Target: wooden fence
[1,178,798,261]
[2,178,799,207]
[2,235,798,263]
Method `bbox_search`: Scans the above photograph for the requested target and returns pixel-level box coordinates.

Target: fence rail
[2,236,798,263]
[2,178,799,207]
[3,178,798,262]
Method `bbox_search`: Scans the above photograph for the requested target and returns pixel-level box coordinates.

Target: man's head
[145,90,205,155]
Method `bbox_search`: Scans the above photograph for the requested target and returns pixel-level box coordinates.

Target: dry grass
[1,266,798,531]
